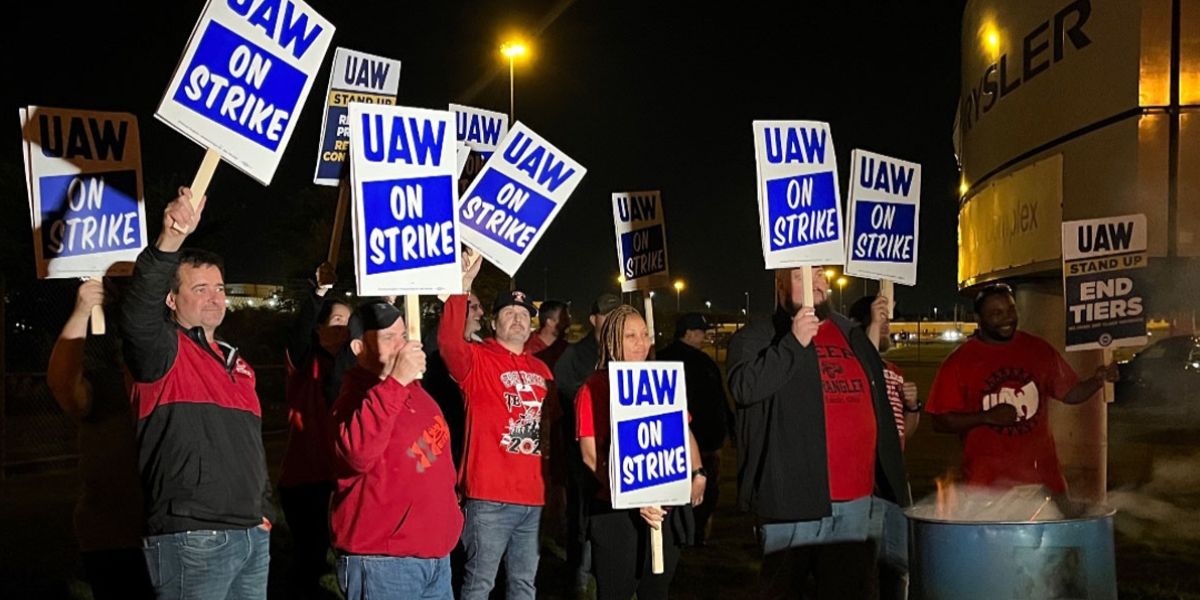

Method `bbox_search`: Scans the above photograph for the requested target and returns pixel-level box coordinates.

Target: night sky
[3,1,968,318]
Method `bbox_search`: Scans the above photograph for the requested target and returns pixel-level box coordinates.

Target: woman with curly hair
[575,304,706,600]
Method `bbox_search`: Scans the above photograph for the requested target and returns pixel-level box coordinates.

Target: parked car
[1115,335,1200,404]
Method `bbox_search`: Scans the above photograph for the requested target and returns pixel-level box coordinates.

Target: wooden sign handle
[879,280,895,319]
[650,524,665,574]
[643,295,656,345]
[173,148,220,234]
[89,305,106,335]
[801,267,815,308]
[406,294,423,380]
[328,180,350,265]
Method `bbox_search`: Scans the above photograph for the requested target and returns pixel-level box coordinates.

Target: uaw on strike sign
[1062,214,1147,352]
[752,121,845,268]
[157,0,334,185]
[613,191,670,293]
[608,362,691,509]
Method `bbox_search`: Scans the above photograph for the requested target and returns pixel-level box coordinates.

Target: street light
[704,300,712,311]
[836,276,848,313]
[824,268,836,281]
[500,40,528,124]
[673,279,685,311]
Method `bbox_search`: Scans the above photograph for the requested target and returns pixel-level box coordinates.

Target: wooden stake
[801,267,815,308]
[650,524,665,575]
[643,295,656,342]
[173,148,220,234]
[84,277,105,335]
[89,305,105,335]
[1103,348,1114,403]
[406,294,422,380]
[328,180,350,264]
[880,280,895,319]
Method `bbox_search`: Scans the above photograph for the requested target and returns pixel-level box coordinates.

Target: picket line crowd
[46,188,1118,600]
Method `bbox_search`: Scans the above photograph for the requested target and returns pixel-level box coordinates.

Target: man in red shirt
[330,301,463,599]
[439,257,553,600]
[927,283,1118,509]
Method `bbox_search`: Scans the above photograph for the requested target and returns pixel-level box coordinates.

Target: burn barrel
[908,510,1117,600]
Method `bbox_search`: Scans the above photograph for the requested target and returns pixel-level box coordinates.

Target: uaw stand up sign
[1061,214,1147,352]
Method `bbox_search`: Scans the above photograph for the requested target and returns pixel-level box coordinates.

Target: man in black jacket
[658,313,732,546]
[727,267,909,600]
[120,188,274,599]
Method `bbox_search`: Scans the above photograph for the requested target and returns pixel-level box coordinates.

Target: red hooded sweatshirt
[439,294,552,506]
[330,366,463,557]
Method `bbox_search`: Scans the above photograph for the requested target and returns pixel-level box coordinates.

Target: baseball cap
[348,301,403,340]
[493,289,538,318]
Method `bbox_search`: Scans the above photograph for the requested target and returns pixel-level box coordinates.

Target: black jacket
[657,340,733,453]
[727,309,910,522]
[120,246,273,534]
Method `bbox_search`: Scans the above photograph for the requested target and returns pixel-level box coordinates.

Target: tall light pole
[500,40,528,124]
[673,279,685,311]
[499,40,528,293]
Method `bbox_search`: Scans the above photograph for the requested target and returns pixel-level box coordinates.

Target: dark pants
[693,451,721,544]
[588,506,682,600]
[82,547,154,600]
[280,482,334,598]
[564,443,593,595]
[759,541,878,600]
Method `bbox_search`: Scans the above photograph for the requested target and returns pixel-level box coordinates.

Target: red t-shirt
[813,322,877,501]
[925,332,1079,494]
[883,361,907,449]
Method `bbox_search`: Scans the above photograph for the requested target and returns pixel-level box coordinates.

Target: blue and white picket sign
[458,122,587,276]
[612,191,670,293]
[157,0,335,185]
[313,48,401,186]
[20,107,146,279]
[608,361,692,510]
[844,149,921,286]
[348,103,461,296]
[449,104,508,159]
[752,120,845,269]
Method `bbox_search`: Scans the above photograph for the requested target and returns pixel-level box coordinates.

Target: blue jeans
[336,554,452,599]
[460,499,542,600]
[142,526,270,600]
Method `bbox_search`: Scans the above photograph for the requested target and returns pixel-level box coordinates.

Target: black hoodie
[727,309,910,523]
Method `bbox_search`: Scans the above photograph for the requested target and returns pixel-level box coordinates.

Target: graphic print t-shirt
[926,332,1079,494]
[814,321,877,501]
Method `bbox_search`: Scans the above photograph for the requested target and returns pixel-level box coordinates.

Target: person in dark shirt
[658,313,732,545]
[554,292,621,597]
[278,262,352,598]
